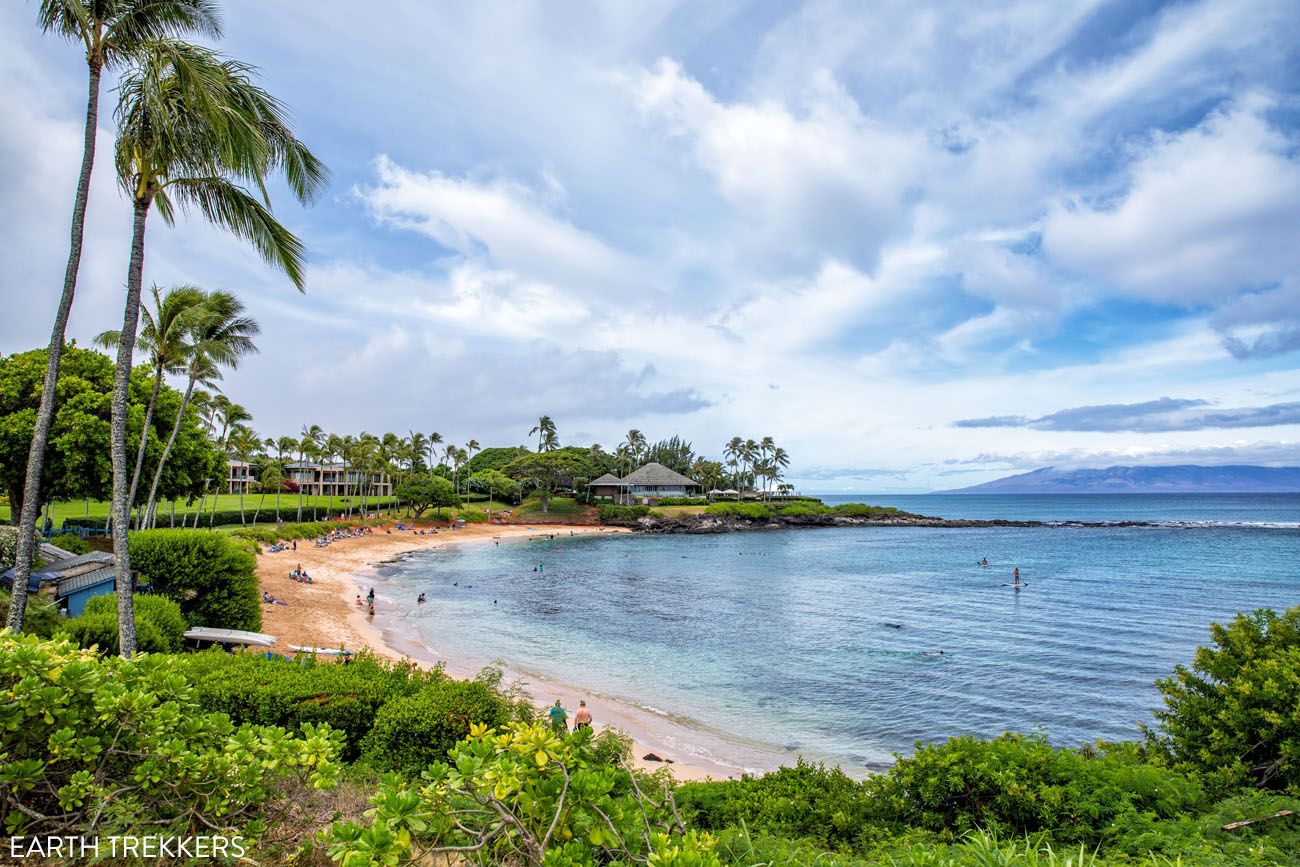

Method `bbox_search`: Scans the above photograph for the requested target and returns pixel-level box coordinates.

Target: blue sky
[1,0,1298,491]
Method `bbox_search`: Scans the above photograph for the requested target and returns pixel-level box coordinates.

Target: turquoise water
[374,494,1299,771]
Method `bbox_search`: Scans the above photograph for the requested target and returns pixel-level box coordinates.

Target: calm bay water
[376,494,1300,772]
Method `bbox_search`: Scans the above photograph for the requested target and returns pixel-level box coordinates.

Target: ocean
[366,493,1300,773]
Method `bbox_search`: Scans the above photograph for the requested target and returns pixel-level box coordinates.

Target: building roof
[619,462,699,488]
[1,550,113,592]
[39,542,76,562]
[37,551,114,578]
[55,566,116,599]
[588,473,622,486]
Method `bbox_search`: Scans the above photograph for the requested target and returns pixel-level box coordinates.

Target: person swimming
[417,593,426,604]
[980,557,989,567]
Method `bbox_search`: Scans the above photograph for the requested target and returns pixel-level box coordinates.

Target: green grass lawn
[0,493,399,525]
[513,495,595,522]
[649,504,708,516]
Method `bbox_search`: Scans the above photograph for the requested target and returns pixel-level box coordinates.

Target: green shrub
[0,525,40,570]
[866,734,1205,845]
[128,529,260,630]
[48,532,93,555]
[656,497,709,506]
[773,502,831,517]
[600,504,651,523]
[458,509,490,523]
[63,593,187,655]
[361,680,516,775]
[1143,605,1300,794]
[175,651,445,761]
[704,502,774,519]
[0,590,65,638]
[330,722,719,865]
[679,761,873,852]
[832,503,906,518]
[0,631,340,838]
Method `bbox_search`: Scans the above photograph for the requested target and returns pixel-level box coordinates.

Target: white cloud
[1042,97,1300,306]
[358,156,643,297]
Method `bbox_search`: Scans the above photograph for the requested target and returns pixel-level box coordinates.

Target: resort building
[226,460,252,494]
[282,461,392,498]
[587,462,701,504]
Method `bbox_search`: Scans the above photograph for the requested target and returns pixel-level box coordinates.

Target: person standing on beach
[573,700,592,732]
[548,700,567,735]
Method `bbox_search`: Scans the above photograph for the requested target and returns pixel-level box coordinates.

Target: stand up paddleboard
[1002,582,1029,587]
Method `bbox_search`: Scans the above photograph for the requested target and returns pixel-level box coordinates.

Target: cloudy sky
[2,0,1298,491]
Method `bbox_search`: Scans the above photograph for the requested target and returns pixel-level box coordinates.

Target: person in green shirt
[547,700,568,734]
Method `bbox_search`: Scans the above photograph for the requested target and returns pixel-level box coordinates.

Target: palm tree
[7,0,223,632]
[529,416,556,453]
[106,40,325,654]
[427,431,444,467]
[741,439,758,497]
[94,283,204,526]
[408,431,429,472]
[197,395,249,527]
[621,429,646,466]
[723,437,743,498]
[299,424,323,520]
[141,290,258,528]
[226,425,257,525]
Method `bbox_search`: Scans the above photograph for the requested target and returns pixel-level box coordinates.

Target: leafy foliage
[1144,605,1300,793]
[601,504,652,523]
[329,722,720,866]
[47,532,93,555]
[128,529,260,630]
[393,472,459,518]
[63,593,187,655]
[679,761,872,852]
[866,735,1205,845]
[0,631,340,837]
[0,345,217,512]
[361,680,519,775]
[175,650,447,761]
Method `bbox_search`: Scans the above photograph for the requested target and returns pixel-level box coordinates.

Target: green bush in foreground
[129,528,260,630]
[361,679,519,775]
[329,722,720,866]
[866,735,1204,845]
[63,592,186,655]
[0,631,341,837]
[176,650,448,761]
[1144,606,1300,795]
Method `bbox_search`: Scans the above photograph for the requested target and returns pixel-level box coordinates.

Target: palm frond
[168,176,307,288]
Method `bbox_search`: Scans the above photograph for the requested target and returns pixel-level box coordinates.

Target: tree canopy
[394,472,459,518]
[0,345,218,518]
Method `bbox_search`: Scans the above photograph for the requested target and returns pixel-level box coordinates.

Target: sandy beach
[255,519,722,781]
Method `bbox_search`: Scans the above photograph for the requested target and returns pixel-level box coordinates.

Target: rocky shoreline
[609,512,1158,534]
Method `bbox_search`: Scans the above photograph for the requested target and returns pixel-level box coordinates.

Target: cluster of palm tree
[94,285,258,530]
[200,428,489,525]
[7,0,325,657]
[723,436,791,498]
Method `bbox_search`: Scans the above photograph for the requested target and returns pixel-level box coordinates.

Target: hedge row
[599,505,651,523]
[60,499,402,531]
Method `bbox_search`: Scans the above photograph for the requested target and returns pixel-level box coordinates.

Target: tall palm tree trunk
[109,196,151,657]
[130,367,164,529]
[7,64,102,631]
[141,375,196,528]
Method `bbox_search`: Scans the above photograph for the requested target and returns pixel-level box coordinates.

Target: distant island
[941,464,1300,494]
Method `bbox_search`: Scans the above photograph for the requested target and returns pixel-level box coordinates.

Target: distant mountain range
[941,465,1300,494]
